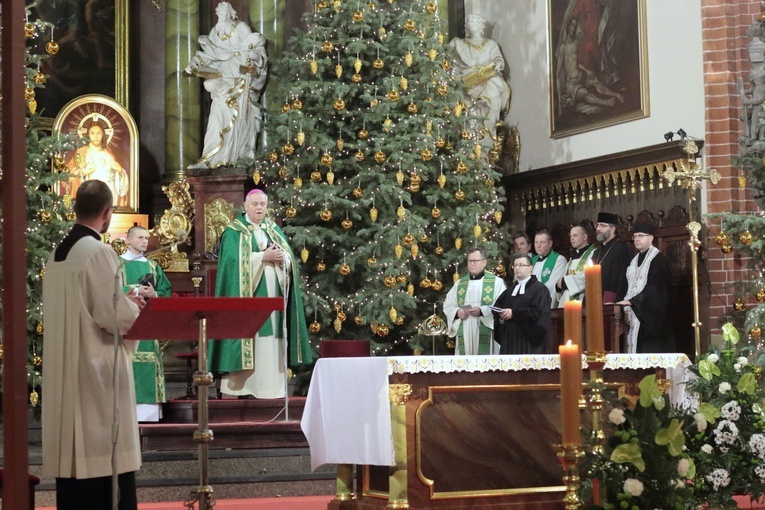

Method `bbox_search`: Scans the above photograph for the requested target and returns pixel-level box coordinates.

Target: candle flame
[566,339,572,346]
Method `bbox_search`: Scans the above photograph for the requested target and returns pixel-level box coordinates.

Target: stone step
[163,395,306,423]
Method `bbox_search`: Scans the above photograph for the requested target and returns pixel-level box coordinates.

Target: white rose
[609,408,626,425]
[677,458,691,476]
[623,478,644,497]
[739,356,749,366]
[734,363,742,373]
[695,413,708,432]
[707,354,719,363]
[701,444,713,454]
[719,382,731,394]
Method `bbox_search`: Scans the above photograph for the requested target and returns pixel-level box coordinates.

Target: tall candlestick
[559,341,581,445]
[563,300,583,350]
[584,265,604,353]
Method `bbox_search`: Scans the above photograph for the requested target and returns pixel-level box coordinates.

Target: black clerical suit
[626,250,675,353]
[493,276,552,354]
[592,236,631,302]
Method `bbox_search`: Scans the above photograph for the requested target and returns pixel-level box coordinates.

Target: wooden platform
[139,397,308,451]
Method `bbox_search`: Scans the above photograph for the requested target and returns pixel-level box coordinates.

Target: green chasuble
[208,214,312,374]
[455,272,496,355]
[120,257,171,404]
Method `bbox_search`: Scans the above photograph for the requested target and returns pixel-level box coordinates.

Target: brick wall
[702,0,760,331]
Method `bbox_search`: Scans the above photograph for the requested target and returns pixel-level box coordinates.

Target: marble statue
[185,2,268,170]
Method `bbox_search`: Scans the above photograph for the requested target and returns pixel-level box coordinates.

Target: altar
[301,354,689,510]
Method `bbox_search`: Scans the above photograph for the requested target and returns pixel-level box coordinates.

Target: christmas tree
[251,0,508,354]
[0,10,79,405]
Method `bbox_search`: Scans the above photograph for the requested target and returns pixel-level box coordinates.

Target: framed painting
[548,0,649,138]
[30,0,129,120]
[52,94,139,213]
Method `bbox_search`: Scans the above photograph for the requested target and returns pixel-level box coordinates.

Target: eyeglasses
[632,233,651,239]
[467,259,486,264]
[513,264,531,269]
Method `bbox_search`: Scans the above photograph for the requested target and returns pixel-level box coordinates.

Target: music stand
[126,296,282,510]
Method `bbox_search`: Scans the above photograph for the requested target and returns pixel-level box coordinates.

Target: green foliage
[248,0,508,354]
[0,8,79,399]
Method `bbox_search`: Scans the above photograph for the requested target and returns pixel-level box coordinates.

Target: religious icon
[52,94,139,212]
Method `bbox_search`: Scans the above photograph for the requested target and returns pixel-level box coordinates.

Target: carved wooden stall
[502,141,709,359]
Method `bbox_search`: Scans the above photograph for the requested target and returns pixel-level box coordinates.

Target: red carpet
[38,495,334,510]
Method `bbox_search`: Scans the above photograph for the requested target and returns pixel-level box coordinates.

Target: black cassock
[592,237,632,302]
[493,276,552,354]
[628,251,675,353]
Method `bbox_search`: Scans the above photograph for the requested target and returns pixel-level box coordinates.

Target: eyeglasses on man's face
[513,263,531,269]
[632,233,651,239]
[467,259,486,264]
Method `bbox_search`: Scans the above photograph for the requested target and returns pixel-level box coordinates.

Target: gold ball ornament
[376,325,389,337]
[396,274,407,283]
[461,130,471,140]
[311,170,322,182]
[407,102,418,114]
[455,189,466,200]
[353,10,364,21]
[714,232,729,245]
[322,41,334,53]
[34,72,46,85]
[351,73,363,83]
[66,212,76,221]
[358,128,369,140]
[356,150,366,162]
[410,174,422,186]
[278,166,289,178]
[420,149,433,161]
[367,256,377,266]
[333,98,346,111]
[292,99,303,110]
[321,153,334,166]
[36,322,44,334]
[751,325,763,339]
[370,98,379,108]
[342,218,353,229]
[757,288,765,302]
[317,261,327,272]
[354,316,363,325]
[404,19,416,31]
[286,206,297,218]
[53,156,66,171]
[741,231,754,246]
[337,311,347,322]
[268,151,279,163]
[395,316,404,326]
[721,243,733,254]
[24,23,35,38]
[734,298,746,311]
[309,321,322,333]
[320,209,333,221]
[426,2,437,13]
[353,187,363,198]
[33,354,43,367]
[25,87,35,101]
[496,263,507,278]
[384,276,397,287]
[387,90,400,101]
[339,264,351,276]
[453,272,460,283]
[317,0,328,8]
[436,84,448,95]
[420,277,432,288]
[431,280,443,291]
[431,207,441,219]
[403,233,416,246]
[373,58,385,69]
[281,103,291,113]
[39,267,45,279]
[420,234,428,243]
[282,142,295,155]
[456,161,468,174]
[441,59,451,71]
[374,151,387,163]
[46,41,60,55]
[435,245,444,255]
[40,210,52,223]
[446,340,455,349]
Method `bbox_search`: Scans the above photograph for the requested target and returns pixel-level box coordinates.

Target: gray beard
[596,232,607,243]
[216,20,235,37]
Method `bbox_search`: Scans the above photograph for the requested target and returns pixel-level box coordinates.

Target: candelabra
[557,444,585,509]
[586,351,607,506]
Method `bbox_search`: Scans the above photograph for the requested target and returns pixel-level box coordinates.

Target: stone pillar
[165,0,201,182]
[250,0,286,149]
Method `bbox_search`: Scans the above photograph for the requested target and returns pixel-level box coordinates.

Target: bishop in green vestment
[208,189,311,399]
[120,226,171,422]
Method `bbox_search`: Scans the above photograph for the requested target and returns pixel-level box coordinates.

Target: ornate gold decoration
[751,325,762,339]
[147,181,194,272]
[322,41,334,53]
[715,231,729,246]
[320,209,333,221]
[30,390,39,407]
[358,128,369,140]
[333,98,346,111]
[388,384,412,405]
[292,99,303,110]
[373,58,384,69]
[455,237,462,249]
[286,206,297,218]
[36,322,44,335]
[384,276,397,287]
[339,263,351,275]
[311,170,323,182]
[367,256,377,266]
[353,186,363,198]
[309,321,322,333]
[351,73,362,83]
[407,102,418,114]
[431,207,441,219]
[741,231,754,245]
[341,218,353,229]
[204,197,233,253]
[435,245,444,255]
[387,90,400,101]
[374,151,387,163]
[282,142,294,155]
[757,288,765,303]
[321,153,334,166]
[317,261,327,272]
[734,298,746,311]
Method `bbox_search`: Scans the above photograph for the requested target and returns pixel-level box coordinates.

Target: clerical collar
[121,250,147,262]
[512,276,532,296]
[637,250,648,266]
[54,223,101,262]
[571,245,592,258]
[245,216,264,229]
[469,271,485,281]
[535,253,549,262]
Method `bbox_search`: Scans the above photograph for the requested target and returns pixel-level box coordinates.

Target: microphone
[141,230,189,258]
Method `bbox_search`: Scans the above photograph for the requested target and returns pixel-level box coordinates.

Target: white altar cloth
[301,353,690,471]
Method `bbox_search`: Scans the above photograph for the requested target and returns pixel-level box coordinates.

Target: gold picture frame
[548,0,649,138]
[52,94,139,213]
